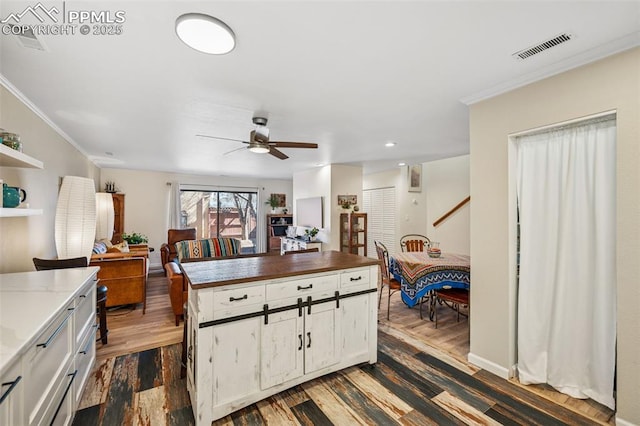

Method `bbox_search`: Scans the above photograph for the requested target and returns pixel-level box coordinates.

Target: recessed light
[105,151,113,156]
[385,142,396,147]
[398,162,406,167]
[175,13,235,54]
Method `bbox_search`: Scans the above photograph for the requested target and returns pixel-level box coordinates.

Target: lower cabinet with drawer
[0,268,98,426]
[187,265,378,426]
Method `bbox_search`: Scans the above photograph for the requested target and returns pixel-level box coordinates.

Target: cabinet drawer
[340,268,370,290]
[24,301,74,425]
[42,363,76,426]
[266,274,338,302]
[212,284,265,312]
[75,324,97,407]
[74,284,96,351]
[0,358,23,426]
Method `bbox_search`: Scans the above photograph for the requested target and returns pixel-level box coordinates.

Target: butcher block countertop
[181,250,379,289]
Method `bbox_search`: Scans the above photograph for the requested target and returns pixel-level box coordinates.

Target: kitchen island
[181,250,379,425]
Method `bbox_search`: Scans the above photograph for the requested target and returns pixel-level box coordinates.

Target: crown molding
[460,31,640,105]
[0,73,93,161]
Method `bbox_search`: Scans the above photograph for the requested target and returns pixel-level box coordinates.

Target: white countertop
[0,267,99,376]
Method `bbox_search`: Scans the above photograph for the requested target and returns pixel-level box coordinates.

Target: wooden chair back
[400,234,431,252]
[33,256,88,270]
[374,241,392,282]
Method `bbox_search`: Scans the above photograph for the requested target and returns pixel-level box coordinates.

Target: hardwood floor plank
[339,367,413,419]
[281,386,310,408]
[376,351,444,398]
[137,347,163,392]
[398,409,443,426]
[167,406,196,426]
[378,333,494,412]
[484,402,552,426]
[432,391,502,426]
[322,373,397,425]
[211,415,234,426]
[413,351,571,426]
[361,363,465,425]
[229,405,265,425]
[474,370,605,426]
[162,344,191,412]
[101,353,139,426]
[78,357,115,410]
[300,380,368,425]
[134,386,167,426]
[290,399,334,426]
[72,404,102,425]
[256,394,301,425]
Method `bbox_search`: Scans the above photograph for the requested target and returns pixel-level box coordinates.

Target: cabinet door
[341,295,370,361]
[211,317,261,407]
[0,360,23,426]
[305,302,341,374]
[260,310,304,389]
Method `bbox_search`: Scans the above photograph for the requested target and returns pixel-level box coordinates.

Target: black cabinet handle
[306,332,311,348]
[50,370,77,425]
[350,276,362,281]
[229,294,248,302]
[0,376,22,405]
[297,284,313,290]
[298,334,303,350]
[36,308,74,349]
[80,325,99,354]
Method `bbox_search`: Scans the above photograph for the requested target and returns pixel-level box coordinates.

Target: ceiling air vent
[8,24,46,50]
[512,33,573,60]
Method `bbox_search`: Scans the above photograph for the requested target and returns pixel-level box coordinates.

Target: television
[296,197,323,228]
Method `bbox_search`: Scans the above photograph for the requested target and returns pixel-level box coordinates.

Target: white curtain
[168,181,181,229]
[516,116,616,409]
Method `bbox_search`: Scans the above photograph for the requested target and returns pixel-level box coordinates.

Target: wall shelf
[0,144,44,169]
[0,208,43,217]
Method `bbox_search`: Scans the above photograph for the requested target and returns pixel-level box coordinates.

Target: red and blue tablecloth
[389,252,470,307]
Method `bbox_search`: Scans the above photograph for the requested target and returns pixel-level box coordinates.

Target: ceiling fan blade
[197,134,249,144]
[223,146,248,156]
[270,141,318,149]
[268,147,289,160]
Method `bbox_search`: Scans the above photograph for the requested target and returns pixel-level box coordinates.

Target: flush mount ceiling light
[175,13,235,54]
[385,142,397,147]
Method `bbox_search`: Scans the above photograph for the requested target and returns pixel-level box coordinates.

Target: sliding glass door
[179,189,258,253]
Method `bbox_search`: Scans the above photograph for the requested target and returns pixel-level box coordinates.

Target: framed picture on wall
[273,193,286,207]
[337,195,357,206]
[408,164,422,192]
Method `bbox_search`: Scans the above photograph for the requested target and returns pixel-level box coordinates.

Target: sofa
[160,228,197,272]
[165,237,241,325]
[90,243,149,313]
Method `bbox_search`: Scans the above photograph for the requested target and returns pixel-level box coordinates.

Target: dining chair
[374,240,401,320]
[432,287,469,329]
[400,234,431,252]
[33,257,108,344]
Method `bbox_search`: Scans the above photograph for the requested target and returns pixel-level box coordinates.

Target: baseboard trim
[467,352,513,379]
[615,416,638,426]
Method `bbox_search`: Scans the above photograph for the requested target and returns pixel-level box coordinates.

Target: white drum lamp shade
[55,176,96,261]
[95,192,114,241]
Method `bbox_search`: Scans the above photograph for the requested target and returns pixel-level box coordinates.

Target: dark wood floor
[77,271,614,425]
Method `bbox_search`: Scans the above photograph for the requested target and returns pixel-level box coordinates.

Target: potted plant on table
[121,232,149,245]
[304,227,319,242]
[265,194,280,213]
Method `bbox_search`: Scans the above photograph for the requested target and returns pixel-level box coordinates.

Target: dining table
[389,252,471,312]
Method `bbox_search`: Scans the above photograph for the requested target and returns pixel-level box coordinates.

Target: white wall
[100,168,292,268]
[363,159,469,257]
[425,155,470,255]
[0,85,100,273]
[329,165,363,251]
[469,48,639,424]
[292,166,332,244]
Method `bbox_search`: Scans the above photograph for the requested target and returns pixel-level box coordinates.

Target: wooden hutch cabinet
[266,214,293,252]
[111,193,125,244]
[340,213,367,256]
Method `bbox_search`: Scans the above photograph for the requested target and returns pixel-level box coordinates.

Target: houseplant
[121,232,148,245]
[304,227,319,241]
[265,194,280,213]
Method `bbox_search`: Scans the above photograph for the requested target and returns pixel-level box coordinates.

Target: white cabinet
[0,359,23,426]
[280,237,322,254]
[0,268,97,426]
[187,263,378,426]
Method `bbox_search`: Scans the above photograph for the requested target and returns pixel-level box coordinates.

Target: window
[179,188,258,253]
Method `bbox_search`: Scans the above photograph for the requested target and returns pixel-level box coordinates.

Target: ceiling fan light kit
[175,13,235,54]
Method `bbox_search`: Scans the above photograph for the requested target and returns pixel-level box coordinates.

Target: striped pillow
[175,238,241,261]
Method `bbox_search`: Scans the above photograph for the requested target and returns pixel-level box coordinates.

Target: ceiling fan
[197,117,318,160]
